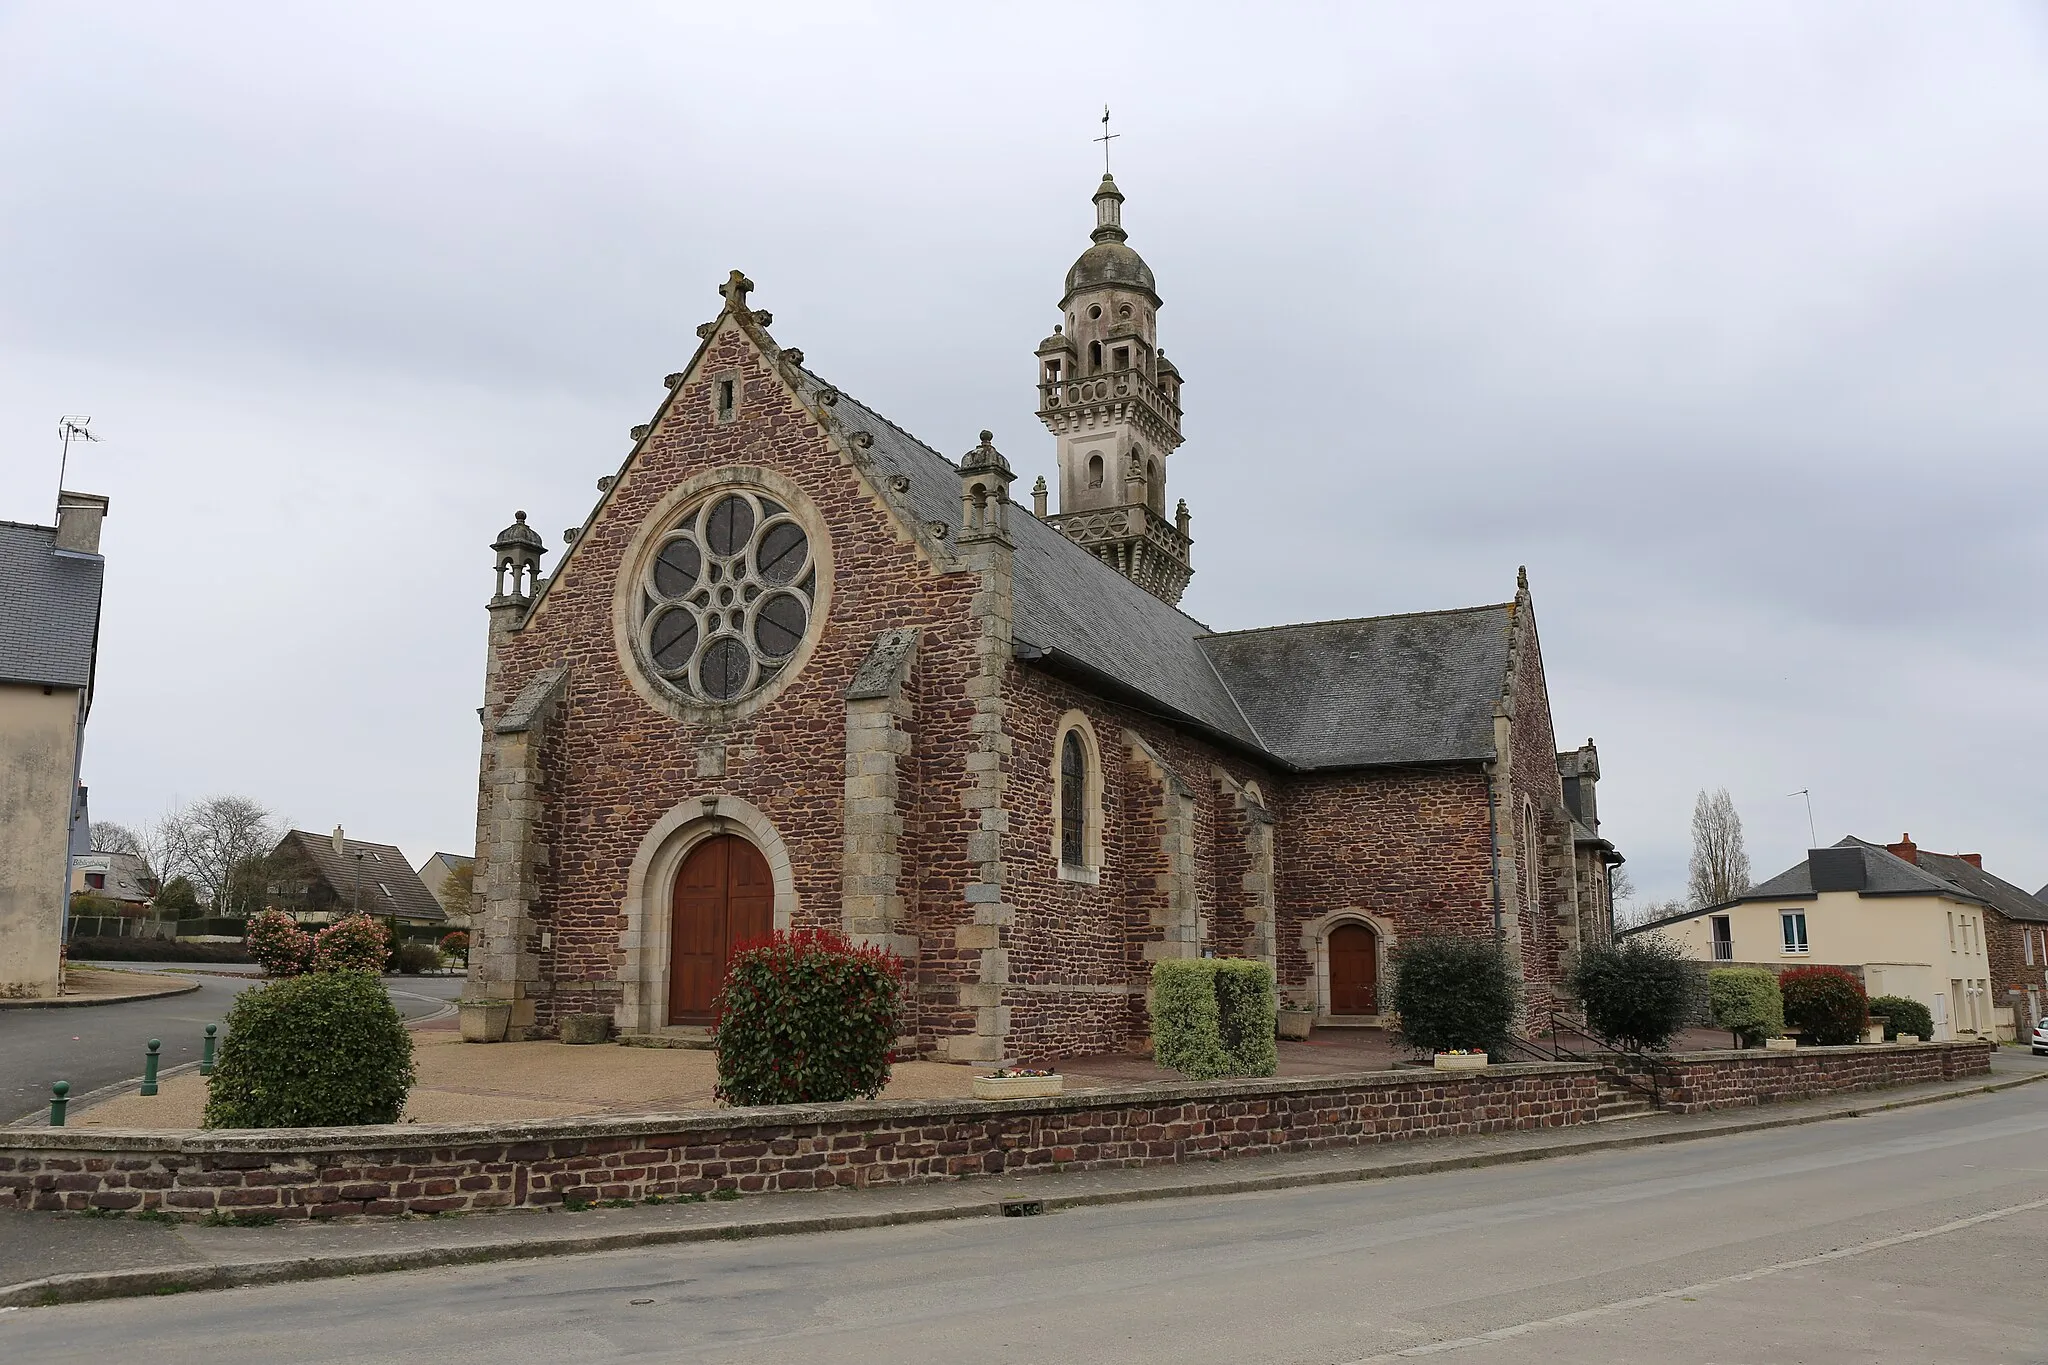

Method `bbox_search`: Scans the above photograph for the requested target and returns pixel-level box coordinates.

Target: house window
[85,873,105,890]
[1710,915,1732,961]
[1948,911,1956,950]
[2027,930,2036,967]
[1781,911,1809,954]
[1060,731,1085,867]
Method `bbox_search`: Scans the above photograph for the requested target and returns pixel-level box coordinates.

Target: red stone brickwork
[0,1063,1599,1220]
[1612,1041,1991,1114]
[1505,601,1569,1009]
[1982,910,2048,1022]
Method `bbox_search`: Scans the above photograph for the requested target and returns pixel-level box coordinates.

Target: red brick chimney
[1886,833,1918,865]
[1957,853,1982,868]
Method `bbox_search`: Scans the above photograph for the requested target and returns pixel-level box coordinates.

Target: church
[468,172,1623,1059]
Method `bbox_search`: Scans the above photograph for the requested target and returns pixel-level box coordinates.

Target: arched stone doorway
[1328,922,1379,1016]
[668,833,773,1024]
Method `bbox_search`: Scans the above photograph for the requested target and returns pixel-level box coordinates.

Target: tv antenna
[56,416,99,512]
[1787,789,1817,848]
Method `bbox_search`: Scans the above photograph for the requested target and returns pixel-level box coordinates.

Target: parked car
[2033,1017,2048,1057]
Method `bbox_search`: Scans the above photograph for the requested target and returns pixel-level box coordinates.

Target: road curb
[5,1068,2039,1310]
[0,979,201,1011]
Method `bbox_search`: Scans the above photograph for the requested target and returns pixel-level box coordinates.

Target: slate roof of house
[1622,836,1986,936]
[75,850,157,905]
[1912,849,2048,925]
[816,378,1515,771]
[0,520,104,690]
[277,830,446,923]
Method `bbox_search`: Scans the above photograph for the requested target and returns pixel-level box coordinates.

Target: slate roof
[813,377,1516,772]
[277,830,446,923]
[1912,849,2048,925]
[0,520,104,690]
[1741,837,1974,902]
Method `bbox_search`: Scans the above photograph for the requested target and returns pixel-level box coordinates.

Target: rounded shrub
[1708,967,1784,1047]
[1570,933,1705,1052]
[313,913,389,974]
[1149,958,1278,1079]
[1867,994,1933,1041]
[391,940,441,975]
[1780,965,1867,1045]
[440,930,470,961]
[712,929,903,1106]
[1389,934,1521,1057]
[203,970,415,1128]
[244,909,313,977]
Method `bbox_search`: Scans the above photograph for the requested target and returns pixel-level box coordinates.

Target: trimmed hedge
[1708,967,1784,1047]
[1149,958,1278,1079]
[203,971,415,1128]
[65,936,252,964]
[713,929,903,1106]
[1780,965,1867,1045]
[1389,935,1520,1057]
[1570,934,1705,1052]
[1867,994,1934,1042]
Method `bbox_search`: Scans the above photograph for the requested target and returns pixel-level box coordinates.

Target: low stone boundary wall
[0,1064,1600,1220]
[1614,1040,1991,1114]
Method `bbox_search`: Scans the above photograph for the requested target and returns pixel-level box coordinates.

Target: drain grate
[1000,1199,1045,1217]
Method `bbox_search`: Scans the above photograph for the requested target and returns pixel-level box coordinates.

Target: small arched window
[1086,454,1105,489]
[1088,340,1103,371]
[1146,458,1162,513]
[1060,731,1086,867]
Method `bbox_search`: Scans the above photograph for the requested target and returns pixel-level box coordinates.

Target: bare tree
[1608,864,1636,906]
[1616,896,1687,932]
[90,820,144,858]
[1687,788,1753,910]
[155,796,279,913]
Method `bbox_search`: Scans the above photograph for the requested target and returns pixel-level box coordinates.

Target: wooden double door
[668,834,773,1024]
[1328,922,1380,1016]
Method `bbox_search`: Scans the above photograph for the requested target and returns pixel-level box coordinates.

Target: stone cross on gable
[720,270,755,310]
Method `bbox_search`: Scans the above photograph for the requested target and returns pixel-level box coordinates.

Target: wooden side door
[1328,922,1379,1016]
[724,838,774,954]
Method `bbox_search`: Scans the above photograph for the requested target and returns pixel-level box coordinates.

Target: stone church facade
[469,174,1622,1059]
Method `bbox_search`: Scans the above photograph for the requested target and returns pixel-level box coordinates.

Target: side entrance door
[1328,922,1379,1016]
[668,834,774,1025]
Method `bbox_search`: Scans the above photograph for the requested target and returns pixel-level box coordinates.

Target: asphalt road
[0,966,464,1123]
[7,1080,2047,1363]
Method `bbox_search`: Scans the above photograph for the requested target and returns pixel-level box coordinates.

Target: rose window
[638,491,816,704]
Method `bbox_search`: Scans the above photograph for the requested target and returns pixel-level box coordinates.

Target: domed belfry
[1036,173,1193,606]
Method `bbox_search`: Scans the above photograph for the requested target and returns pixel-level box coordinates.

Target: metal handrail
[1516,1009,1677,1109]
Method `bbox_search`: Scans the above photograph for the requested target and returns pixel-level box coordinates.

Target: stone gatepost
[472,664,567,1040]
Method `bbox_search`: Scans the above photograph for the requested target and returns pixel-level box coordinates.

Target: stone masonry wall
[0,1064,1599,1220]
[1613,1041,1991,1114]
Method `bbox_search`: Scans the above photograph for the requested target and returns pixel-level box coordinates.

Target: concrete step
[619,1028,715,1050]
[1595,1105,1654,1123]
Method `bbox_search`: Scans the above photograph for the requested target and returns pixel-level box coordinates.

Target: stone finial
[1517,565,1530,593]
[491,510,547,607]
[958,431,1015,545]
[720,270,754,309]
[1175,498,1191,539]
[1032,475,1048,518]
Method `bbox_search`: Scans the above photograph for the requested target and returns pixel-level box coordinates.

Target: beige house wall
[1654,889,1993,1042]
[0,683,83,999]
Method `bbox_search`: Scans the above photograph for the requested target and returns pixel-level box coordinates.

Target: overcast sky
[3,3,2044,903]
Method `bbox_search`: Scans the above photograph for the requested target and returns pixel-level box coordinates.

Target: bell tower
[1036,172,1192,606]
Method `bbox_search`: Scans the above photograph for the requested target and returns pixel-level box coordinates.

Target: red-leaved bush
[1779,965,1867,1045]
[440,930,470,960]
[712,929,903,1106]
[313,913,390,975]
[245,909,314,978]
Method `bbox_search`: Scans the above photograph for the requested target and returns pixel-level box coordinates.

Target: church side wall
[1506,611,1569,1006]
[1272,767,1497,1002]
[488,327,983,1039]
[1002,666,1279,1059]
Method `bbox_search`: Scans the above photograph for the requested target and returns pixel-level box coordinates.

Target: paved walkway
[0,969,199,1011]
[5,1054,2040,1309]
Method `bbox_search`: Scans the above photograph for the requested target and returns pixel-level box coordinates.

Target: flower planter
[1861,1023,1886,1044]
[1764,1036,1797,1051]
[1432,1052,1488,1071]
[561,1012,612,1045]
[972,1073,1064,1100]
[458,999,512,1043]
[1895,1033,1921,1045]
[1276,1009,1314,1041]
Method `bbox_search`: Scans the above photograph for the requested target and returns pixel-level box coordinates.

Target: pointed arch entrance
[1327,922,1379,1016]
[667,833,773,1024]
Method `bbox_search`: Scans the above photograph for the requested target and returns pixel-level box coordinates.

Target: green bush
[1149,959,1278,1079]
[1389,934,1521,1057]
[1708,967,1784,1047]
[391,940,441,975]
[313,913,389,974]
[155,877,200,913]
[244,909,314,977]
[65,935,252,964]
[1780,965,1867,1045]
[713,929,903,1106]
[1570,934,1704,1052]
[203,971,415,1128]
[1866,994,1933,1042]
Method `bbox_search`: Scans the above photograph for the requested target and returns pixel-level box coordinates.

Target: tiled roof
[277,830,446,923]
[1913,849,2048,925]
[0,520,103,690]
[816,376,1514,772]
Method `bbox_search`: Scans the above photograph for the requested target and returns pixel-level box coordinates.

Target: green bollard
[49,1081,69,1127]
[140,1039,161,1097]
[200,1024,218,1076]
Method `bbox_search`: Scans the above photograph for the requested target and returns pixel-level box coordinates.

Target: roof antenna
[1788,789,1817,848]
[1094,105,1119,174]
[55,416,98,514]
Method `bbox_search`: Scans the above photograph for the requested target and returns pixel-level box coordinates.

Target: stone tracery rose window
[639,491,816,704]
